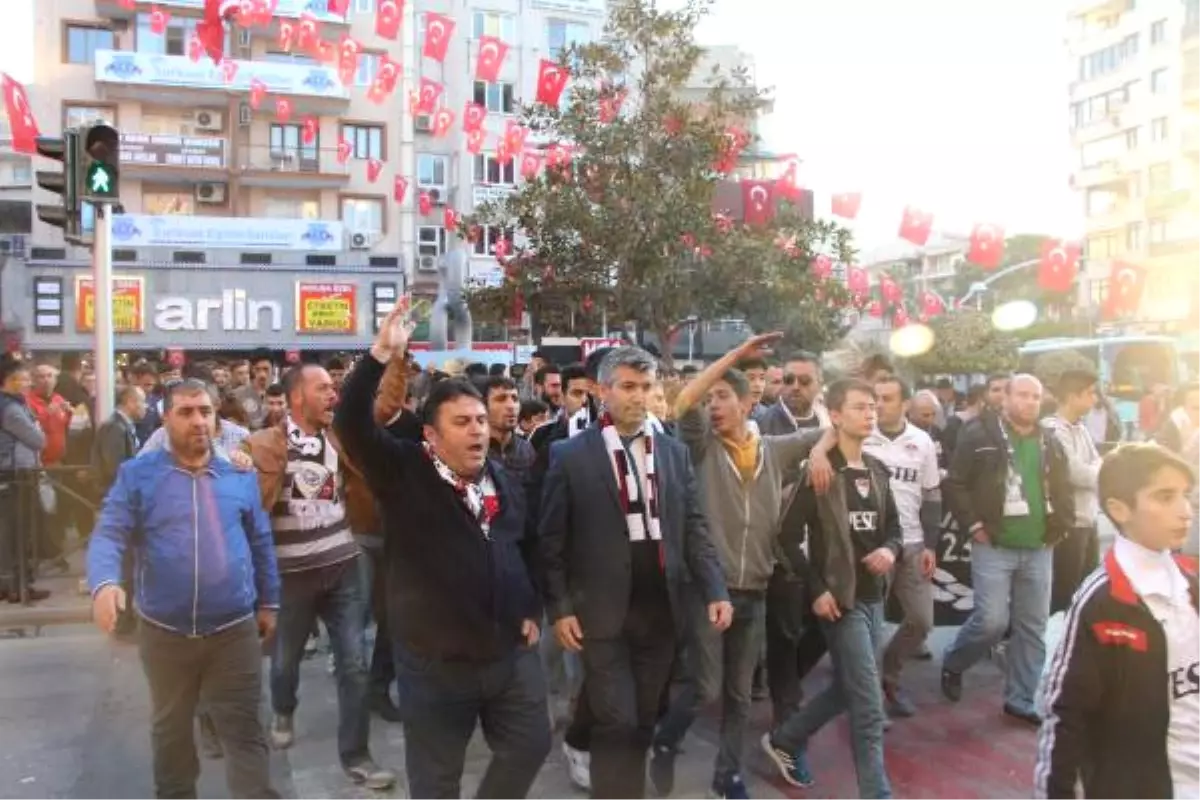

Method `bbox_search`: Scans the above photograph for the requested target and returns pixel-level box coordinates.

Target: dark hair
[826,378,876,411]
[874,374,912,401]
[265,382,285,399]
[156,362,177,376]
[531,349,548,361]
[519,399,549,422]
[1099,443,1196,526]
[716,368,751,399]
[422,378,484,427]
[130,362,157,379]
[324,356,346,372]
[584,347,612,381]
[488,362,507,377]
[966,383,987,406]
[936,377,954,389]
[561,362,588,387]
[250,348,273,367]
[61,352,83,372]
[280,364,322,401]
[987,372,1012,388]
[861,353,893,378]
[183,363,214,384]
[480,375,518,402]
[162,378,212,413]
[736,356,767,372]
[784,350,819,367]
[114,385,141,408]
[465,362,489,379]
[533,364,561,385]
[219,393,249,426]
[1057,369,1098,401]
[0,356,28,384]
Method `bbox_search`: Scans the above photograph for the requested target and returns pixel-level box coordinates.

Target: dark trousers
[394,643,551,798]
[765,570,827,726]
[1051,526,1099,614]
[138,618,277,799]
[357,545,395,696]
[582,612,678,799]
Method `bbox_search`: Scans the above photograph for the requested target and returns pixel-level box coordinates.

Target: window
[472,81,515,114]
[418,226,448,257]
[1151,19,1167,45]
[64,24,113,64]
[341,196,384,233]
[1086,188,1117,216]
[261,51,317,65]
[353,0,372,12]
[472,12,516,42]
[546,19,592,61]
[474,152,515,185]
[471,225,514,256]
[11,161,31,184]
[270,123,318,168]
[1148,217,1168,243]
[140,111,197,136]
[1125,126,1139,149]
[1125,221,1143,251]
[264,196,320,219]
[64,105,115,129]
[1151,117,1169,141]
[1080,134,1123,167]
[342,124,383,160]
[1086,233,1119,258]
[135,13,221,57]
[142,192,194,215]
[417,154,448,188]
[355,52,380,87]
[1148,162,1171,191]
[1151,68,1170,93]
[1078,34,1138,81]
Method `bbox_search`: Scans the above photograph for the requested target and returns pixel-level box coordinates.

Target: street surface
[0,624,1037,798]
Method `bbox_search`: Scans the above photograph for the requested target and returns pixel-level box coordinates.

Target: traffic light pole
[92,204,116,424]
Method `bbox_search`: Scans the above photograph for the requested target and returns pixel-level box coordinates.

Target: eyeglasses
[783,374,814,387]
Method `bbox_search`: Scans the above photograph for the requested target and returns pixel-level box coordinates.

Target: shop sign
[110,214,343,251]
[296,282,358,334]
[153,289,283,332]
[76,276,145,333]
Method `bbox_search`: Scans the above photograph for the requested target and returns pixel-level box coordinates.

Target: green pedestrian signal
[87,162,115,197]
[79,124,121,204]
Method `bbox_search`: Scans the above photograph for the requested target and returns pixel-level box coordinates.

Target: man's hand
[708,600,734,631]
[812,591,840,622]
[807,448,834,495]
[521,619,540,646]
[555,615,583,652]
[862,547,896,576]
[256,608,277,642]
[738,332,784,359]
[92,584,127,634]
[228,449,254,472]
[370,301,417,364]
[920,548,936,579]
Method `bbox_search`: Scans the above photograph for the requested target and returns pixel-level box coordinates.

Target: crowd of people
[0,313,1196,799]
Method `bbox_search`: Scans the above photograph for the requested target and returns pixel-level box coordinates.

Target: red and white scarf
[599,412,661,542]
[423,442,500,538]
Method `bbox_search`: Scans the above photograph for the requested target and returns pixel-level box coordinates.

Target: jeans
[270,559,371,767]
[139,619,277,799]
[772,600,891,800]
[943,541,1052,715]
[655,590,765,780]
[394,643,551,799]
[881,543,934,687]
[355,544,395,697]
[1051,526,1098,614]
[765,569,827,726]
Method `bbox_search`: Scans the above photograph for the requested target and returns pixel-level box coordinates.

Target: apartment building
[1067,0,1200,327]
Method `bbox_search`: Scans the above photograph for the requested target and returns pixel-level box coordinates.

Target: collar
[116,410,133,427]
[873,421,910,442]
[1106,537,1197,606]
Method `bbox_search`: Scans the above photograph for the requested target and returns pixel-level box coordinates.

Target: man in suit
[540,345,732,798]
[92,386,147,498]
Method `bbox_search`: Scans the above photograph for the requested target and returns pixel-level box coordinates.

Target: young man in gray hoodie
[650,332,831,799]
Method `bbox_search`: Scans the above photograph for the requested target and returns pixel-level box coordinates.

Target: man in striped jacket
[242,362,395,790]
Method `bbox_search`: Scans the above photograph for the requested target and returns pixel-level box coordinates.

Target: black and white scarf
[599,412,661,542]
[423,442,500,539]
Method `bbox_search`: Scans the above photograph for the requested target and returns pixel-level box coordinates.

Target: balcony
[94,0,347,23]
[94,50,348,107]
[1146,189,1194,215]
[1073,160,1128,189]
[1149,239,1199,259]
[119,132,227,182]
[236,145,349,189]
[1067,0,1130,20]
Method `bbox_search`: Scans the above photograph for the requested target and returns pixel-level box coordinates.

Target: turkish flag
[831,192,862,220]
[598,87,627,124]
[277,20,295,50]
[475,36,508,82]
[443,207,458,231]
[327,0,350,14]
[248,78,266,109]
[297,13,321,54]
[393,175,408,202]
[415,78,443,114]
[898,206,934,246]
[367,158,383,183]
[741,180,776,227]
[714,127,749,173]
[463,102,486,132]
[150,6,170,34]
[879,274,903,306]
[274,98,292,123]
[545,143,573,170]
[504,121,529,153]
[195,18,225,64]
[423,12,454,62]
[520,151,541,179]
[919,289,945,318]
[118,0,136,8]
[336,138,352,164]
[866,300,884,318]
[494,238,510,260]
[847,265,870,295]
[811,254,833,280]
[418,191,432,215]
[301,115,318,144]
[776,158,801,202]
[187,33,205,61]
[535,59,568,106]
[367,55,400,103]
[496,138,512,165]
[431,108,454,137]
[219,59,238,84]
[375,0,402,40]
[2,74,39,154]
[892,306,911,328]
[337,35,361,86]
[1103,261,1146,319]
[1037,239,1081,293]
[465,128,485,154]
[968,223,1006,269]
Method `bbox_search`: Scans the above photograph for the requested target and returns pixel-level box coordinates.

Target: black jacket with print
[1036,549,1199,799]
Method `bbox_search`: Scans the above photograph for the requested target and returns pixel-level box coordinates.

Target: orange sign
[75,276,145,333]
[296,282,357,334]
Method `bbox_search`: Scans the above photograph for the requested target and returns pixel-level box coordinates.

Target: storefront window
[143,192,194,215]
[264,197,321,219]
[64,105,115,129]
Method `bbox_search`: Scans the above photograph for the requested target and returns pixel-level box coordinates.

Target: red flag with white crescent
[535,59,568,106]
[898,206,934,246]
[1037,239,1081,293]
[831,192,862,220]
[1103,261,1146,319]
[463,102,487,133]
[740,180,776,227]
[475,36,509,83]
[1,74,39,154]
[375,0,402,40]
[968,223,1005,269]
[423,13,455,62]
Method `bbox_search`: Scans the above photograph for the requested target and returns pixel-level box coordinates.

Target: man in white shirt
[865,376,942,718]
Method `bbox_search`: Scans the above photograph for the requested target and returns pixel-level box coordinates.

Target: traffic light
[35,130,82,241]
[79,124,120,203]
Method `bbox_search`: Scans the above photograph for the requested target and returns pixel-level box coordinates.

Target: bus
[1018,335,1181,428]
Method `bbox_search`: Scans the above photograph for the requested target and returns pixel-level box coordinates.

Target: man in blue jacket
[88,378,281,799]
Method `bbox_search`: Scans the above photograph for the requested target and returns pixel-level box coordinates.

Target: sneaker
[1002,704,1041,727]
[941,668,963,703]
[760,733,814,789]
[270,714,294,750]
[344,758,396,790]
[326,652,336,675]
[369,692,403,723]
[198,715,224,760]
[562,741,591,792]
[303,635,319,658]
[884,683,917,718]
[911,644,933,660]
[649,744,676,797]
[711,772,750,799]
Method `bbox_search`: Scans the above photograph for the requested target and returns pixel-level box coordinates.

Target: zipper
[738,488,750,587]
[191,475,199,638]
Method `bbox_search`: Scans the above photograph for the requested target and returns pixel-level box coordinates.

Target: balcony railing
[239,145,350,177]
[95,50,348,100]
[97,0,347,22]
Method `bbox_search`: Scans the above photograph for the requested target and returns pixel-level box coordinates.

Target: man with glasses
[758,352,830,437]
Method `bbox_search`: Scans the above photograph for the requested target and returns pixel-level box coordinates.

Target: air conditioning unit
[348,230,377,250]
[417,254,438,272]
[195,183,226,204]
[194,110,223,131]
[238,102,252,127]
[414,115,433,132]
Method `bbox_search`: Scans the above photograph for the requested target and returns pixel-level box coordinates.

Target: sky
[0,0,1083,249]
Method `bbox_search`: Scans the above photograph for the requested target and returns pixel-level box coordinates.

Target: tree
[463,0,854,361]
[952,234,1075,317]
[905,310,1020,376]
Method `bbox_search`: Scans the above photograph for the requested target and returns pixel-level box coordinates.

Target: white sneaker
[562,741,591,792]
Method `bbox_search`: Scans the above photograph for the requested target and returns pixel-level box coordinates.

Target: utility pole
[92,206,115,422]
